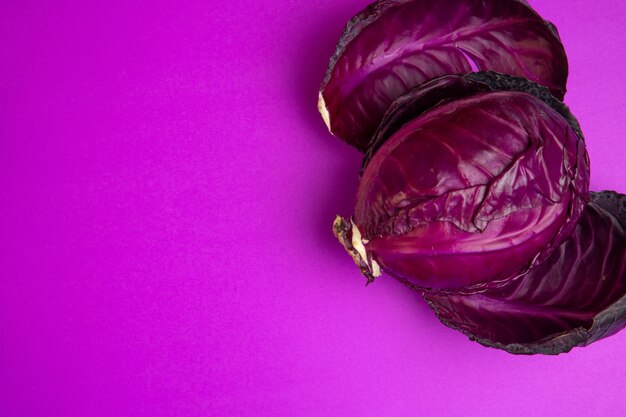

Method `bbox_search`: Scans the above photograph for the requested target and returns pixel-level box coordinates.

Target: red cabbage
[320,1,625,355]
[334,73,589,290]
[423,191,626,355]
[319,0,568,151]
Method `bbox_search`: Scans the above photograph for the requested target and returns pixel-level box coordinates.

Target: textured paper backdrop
[1,1,625,416]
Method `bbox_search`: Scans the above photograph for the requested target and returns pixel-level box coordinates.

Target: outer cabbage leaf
[423,192,626,355]
[334,74,589,290]
[319,0,568,151]
[363,72,583,170]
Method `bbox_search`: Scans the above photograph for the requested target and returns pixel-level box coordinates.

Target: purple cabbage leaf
[423,191,626,355]
[318,0,568,151]
[334,73,589,291]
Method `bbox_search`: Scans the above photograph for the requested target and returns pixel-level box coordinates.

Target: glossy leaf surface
[363,72,583,170]
[423,192,626,355]
[319,0,568,151]
[338,75,589,290]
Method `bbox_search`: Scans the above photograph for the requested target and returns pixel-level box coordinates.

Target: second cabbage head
[334,73,590,291]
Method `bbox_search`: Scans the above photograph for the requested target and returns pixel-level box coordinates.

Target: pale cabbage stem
[317,93,331,132]
[350,220,381,278]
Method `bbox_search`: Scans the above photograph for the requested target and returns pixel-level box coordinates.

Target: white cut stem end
[318,92,331,132]
[349,219,381,279]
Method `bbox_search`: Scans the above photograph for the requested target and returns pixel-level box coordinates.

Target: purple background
[1,1,625,416]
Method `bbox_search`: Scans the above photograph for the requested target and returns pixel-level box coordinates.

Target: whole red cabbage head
[334,73,589,291]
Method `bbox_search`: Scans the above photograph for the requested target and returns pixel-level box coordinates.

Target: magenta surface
[1,1,625,416]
